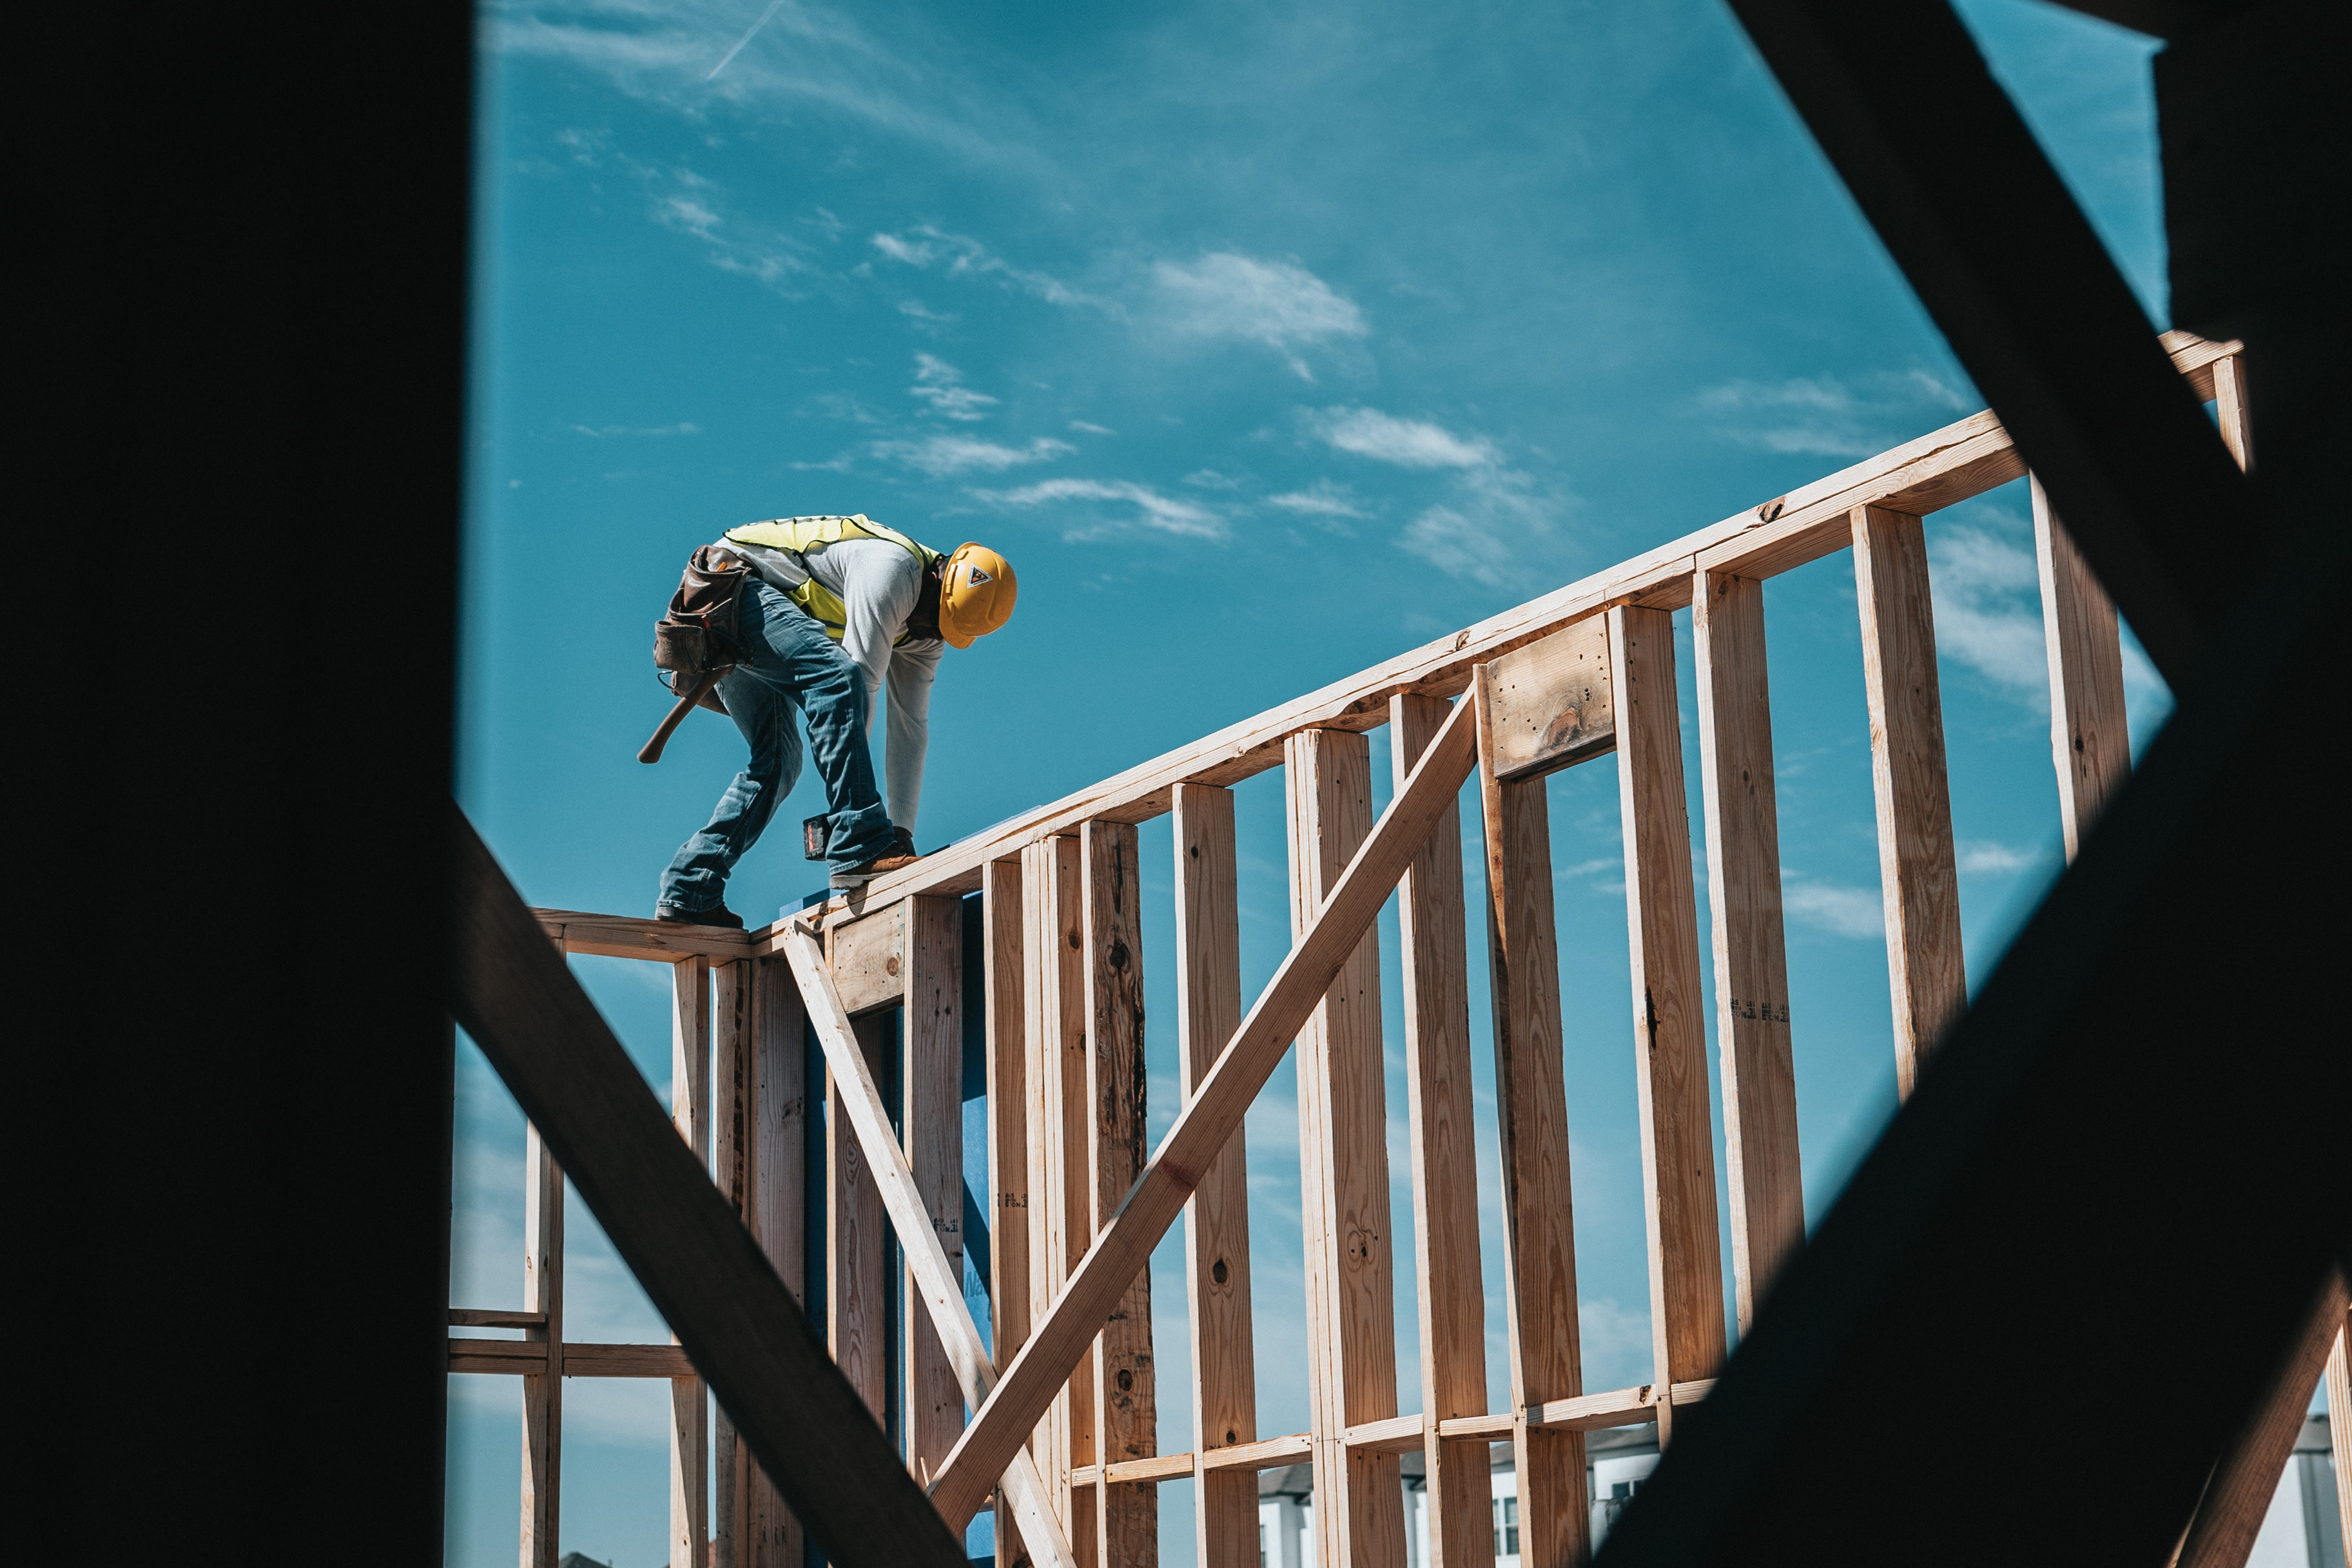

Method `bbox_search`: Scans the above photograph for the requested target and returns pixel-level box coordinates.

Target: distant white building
[1257,1414,2343,1568]
[1254,1425,1658,1567]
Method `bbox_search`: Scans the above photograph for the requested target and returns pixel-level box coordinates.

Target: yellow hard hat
[938,543,1016,648]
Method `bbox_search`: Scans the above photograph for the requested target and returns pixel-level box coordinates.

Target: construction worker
[656,514,1016,927]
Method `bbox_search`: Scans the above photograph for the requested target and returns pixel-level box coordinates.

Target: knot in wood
[1109,937,1130,971]
[1210,1257,1229,1286]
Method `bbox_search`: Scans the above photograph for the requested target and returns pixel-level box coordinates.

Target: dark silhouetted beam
[1719,0,2252,685]
[451,814,969,1568]
[1593,506,2351,1562]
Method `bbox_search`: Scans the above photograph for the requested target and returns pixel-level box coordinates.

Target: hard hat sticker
[967,566,993,585]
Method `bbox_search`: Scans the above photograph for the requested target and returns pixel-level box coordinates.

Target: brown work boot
[656,902,744,929]
[830,849,921,889]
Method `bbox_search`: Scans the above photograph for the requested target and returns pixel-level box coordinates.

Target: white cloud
[1928,521,2050,701]
[1068,420,1116,436]
[1958,839,2045,875]
[1782,877,1884,940]
[1314,406,1497,469]
[1398,506,1513,585]
[1695,368,1970,457]
[908,354,995,421]
[897,298,958,326]
[634,162,813,291]
[569,421,702,438]
[1183,469,1243,491]
[870,434,1071,477]
[1267,479,1368,521]
[974,478,1225,541]
[872,224,1098,308]
[1395,467,1560,586]
[492,2,1038,180]
[1152,253,1367,380]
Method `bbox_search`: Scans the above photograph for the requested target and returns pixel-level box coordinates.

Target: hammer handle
[638,670,723,764]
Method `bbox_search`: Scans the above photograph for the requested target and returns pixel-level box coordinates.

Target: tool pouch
[652,546,750,711]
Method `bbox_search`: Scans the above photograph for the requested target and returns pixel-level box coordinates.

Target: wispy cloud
[897,299,958,327]
[569,421,703,438]
[706,0,789,79]
[973,478,1225,541]
[872,224,1099,309]
[1958,839,2045,875]
[908,353,994,420]
[1927,519,2049,702]
[1695,368,1970,457]
[1068,420,1115,436]
[1782,875,1884,939]
[492,1,1037,178]
[636,162,814,291]
[1312,406,1497,469]
[1307,406,1568,585]
[1266,479,1368,521]
[1152,253,1367,380]
[869,433,1071,477]
[1397,468,1560,588]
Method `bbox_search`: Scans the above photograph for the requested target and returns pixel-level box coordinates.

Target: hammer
[637,670,727,764]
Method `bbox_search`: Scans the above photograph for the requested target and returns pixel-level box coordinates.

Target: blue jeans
[659,581,897,911]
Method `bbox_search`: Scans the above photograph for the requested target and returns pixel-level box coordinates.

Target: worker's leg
[656,663,800,915]
[754,592,897,869]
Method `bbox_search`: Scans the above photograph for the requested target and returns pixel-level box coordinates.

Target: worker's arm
[833,544,938,831]
[884,642,940,833]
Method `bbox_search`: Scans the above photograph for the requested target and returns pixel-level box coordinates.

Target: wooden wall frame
[456,334,2282,1568]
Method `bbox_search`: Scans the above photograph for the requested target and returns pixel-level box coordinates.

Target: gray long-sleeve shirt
[717,537,942,831]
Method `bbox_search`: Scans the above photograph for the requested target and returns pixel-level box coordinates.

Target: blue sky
[449,3,2181,1562]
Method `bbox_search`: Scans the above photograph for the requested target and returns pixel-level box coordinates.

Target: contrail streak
[708,0,788,80]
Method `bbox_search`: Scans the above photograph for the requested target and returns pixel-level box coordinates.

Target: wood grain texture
[2328,1313,2352,1560]
[929,699,1478,1529]
[749,956,806,1567]
[449,1340,704,1377]
[1692,574,1803,1335]
[2211,352,2252,472]
[1286,730,1407,1568]
[451,817,968,1566]
[782,928,1080,1568]
[1171,783,1259,1568]
[828,1002,891,1422]
[982,860,1031,1568]
[537,909,751,963]
[453,1307,545,1329]
[736,334,2233,933]
[1610,605,1728,1413]
[2172,1272,2348,1568]
[1196,1433,1315,1471]
[2032,478,2133,864]
[1081,822,1158,1565]
[1022,836,1096,1555]
[1480,617,1615,782]
[521,1123,563,1568]
[714,962,751,1568]
[1852,505,1967,1099]
[828,901,907,1018]
[1472,666,1590,1568]
[906,896,967,1484]
[671,957,712,1568]
[1389,693,1492,1568]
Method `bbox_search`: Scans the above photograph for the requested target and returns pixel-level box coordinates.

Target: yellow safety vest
[721,514,941,644]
